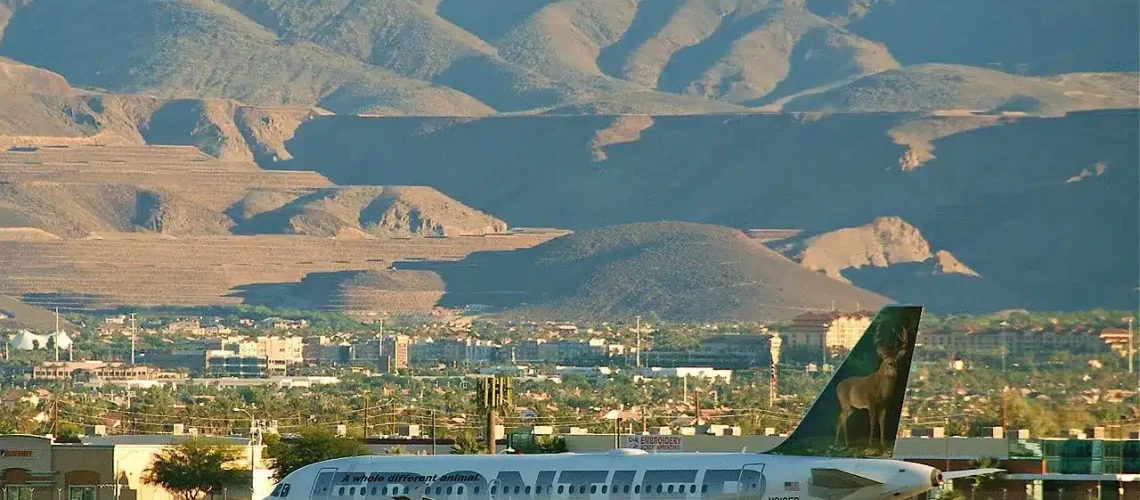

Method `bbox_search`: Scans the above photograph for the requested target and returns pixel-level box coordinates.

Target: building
[647,331,773,369]
[639,367,732,382]
[256,337,303,375]
[920,329,1123,354]
[783,311,874,351]
[32,362,159,381]
[204,350,267,378]
[380,335,411,372]
[411,338,498,365]
[0,434,272,500]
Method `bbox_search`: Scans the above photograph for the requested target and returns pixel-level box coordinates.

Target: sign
[625,435,683,452]
[0,449,33,458]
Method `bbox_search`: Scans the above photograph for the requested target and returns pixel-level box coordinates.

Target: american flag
[784,482,800,492]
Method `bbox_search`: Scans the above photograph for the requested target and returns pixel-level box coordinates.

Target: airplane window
[525,486,531,494]
[667,486,674,494]
[338,488,345,496]
[536,486,543,494]
[474,487,481,495]
[515,486,521,494]
[350,488,357,496]
[448,486,454,495]
[557,486,564,494]
[458,486,465,495]
[655,486,662,494]
[580,486,587,495]
[382,487,388,495]
[689,485,696,494]
[633,486,639,494]
[601,486,607,494]
[436,487,443,494]
[492,487,498,495]
[623,486,629,494]
[590,486,597,495]
[701,486,707,493]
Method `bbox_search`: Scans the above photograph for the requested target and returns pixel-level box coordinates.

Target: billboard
[625,435,683,452]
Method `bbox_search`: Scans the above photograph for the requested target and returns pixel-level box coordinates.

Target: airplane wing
[811,468,884,489]
[942,469,1005,480]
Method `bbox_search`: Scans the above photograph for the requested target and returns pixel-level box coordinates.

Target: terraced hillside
[0,233,562,312]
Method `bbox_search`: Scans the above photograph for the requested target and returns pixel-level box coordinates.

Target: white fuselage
[269,450,939,500]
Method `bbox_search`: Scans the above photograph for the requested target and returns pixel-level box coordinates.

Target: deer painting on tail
[835,323,910,446]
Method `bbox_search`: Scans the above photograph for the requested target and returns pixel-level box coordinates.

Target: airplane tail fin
[766,305,923,458]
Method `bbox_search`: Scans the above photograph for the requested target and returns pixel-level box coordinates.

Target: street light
[232,408,260,500]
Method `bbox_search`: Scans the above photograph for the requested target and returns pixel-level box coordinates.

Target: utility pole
[129,313,137,365]
[635,315,641,369]
[1127,317,1134,374]
[53,307,59,362]
[363,394,370,438]
[431,410,437,455]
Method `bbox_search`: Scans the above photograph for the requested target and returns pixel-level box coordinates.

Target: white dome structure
[49,331,73,350]
[8,330,49,350]
[6,330,73,350]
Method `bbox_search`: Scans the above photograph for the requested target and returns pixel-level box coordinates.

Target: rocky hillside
[767,217,1030,313]
[233,186,508,237]
[0,0,1133,114]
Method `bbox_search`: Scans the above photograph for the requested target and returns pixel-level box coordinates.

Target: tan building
[0,434,272,500]
[32,362,158,381]
[256,337,303,376]
[783,311,874,351]
[380,336,411,372]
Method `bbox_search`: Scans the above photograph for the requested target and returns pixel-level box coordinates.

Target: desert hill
[400,222,889,321]
[0,0,1133,114]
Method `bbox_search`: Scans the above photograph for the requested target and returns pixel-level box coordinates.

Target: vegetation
[450,431,482,455]
[142,438,248,500]
[265,428,372,481]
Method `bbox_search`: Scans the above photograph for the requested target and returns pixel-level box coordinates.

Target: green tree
[142,438,247,500]
[968,457,1005,499]
[266,428,371,481]
[450,431,482,455]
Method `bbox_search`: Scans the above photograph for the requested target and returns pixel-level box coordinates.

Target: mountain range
[0,0,1135,321]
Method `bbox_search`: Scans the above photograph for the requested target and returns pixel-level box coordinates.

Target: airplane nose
[930,470,943,488]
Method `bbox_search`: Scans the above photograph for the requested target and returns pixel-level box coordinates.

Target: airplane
[267,305,1002,500]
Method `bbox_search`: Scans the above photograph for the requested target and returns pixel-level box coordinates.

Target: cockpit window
[280,484,291,497]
